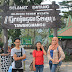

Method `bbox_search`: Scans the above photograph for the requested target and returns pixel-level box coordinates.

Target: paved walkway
[0,49,72,72]
[24,49,72,72]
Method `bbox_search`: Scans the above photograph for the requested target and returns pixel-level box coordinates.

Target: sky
[41,0,69,15]
[41,0,63,5]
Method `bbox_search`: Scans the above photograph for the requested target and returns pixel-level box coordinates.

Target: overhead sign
[0,1,61,29]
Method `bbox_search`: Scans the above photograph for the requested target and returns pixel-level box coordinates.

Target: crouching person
[11,38,26,72]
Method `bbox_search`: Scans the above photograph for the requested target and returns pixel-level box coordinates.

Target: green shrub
[0,42,3,48]
[63,52,72,62]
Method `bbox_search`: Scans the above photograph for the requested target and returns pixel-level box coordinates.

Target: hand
[33,66,36,71]
[55,60,59,63]
[56,60,59,63]
[41,45,44,50]
[14,54,17,57]
[51,59,55,63]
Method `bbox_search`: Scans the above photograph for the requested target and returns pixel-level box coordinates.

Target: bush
[0,42,3,48]
[63,52,72,62]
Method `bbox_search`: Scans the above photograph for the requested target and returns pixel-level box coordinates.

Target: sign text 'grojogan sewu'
[4,16,56,24]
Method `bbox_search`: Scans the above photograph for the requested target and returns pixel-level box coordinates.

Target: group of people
[11,37,65,72]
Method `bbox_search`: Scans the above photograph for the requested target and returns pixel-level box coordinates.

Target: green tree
[8,29,21,42]
[58,0,72,29]
[59,0,72,18]
[13,0,43,5]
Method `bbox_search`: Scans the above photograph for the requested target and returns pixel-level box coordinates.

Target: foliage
[13,0,43,5]
[58,0,72,29]
[21,29,49,45]
[59,0,72,18]
[8,29,21,42]
[63,52,72,62]
[0,42,3,48]
[59,17,66,29]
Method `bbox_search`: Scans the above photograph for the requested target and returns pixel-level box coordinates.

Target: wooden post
[53,28,57,37]
[3,28,8,54]
[52,1,58,37]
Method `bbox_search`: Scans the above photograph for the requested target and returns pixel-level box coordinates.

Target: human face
[14,39,20,47]
[36,42,41,49]
[52,37,58,45]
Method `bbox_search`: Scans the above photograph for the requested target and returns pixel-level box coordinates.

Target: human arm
[58,46,65,61]
[32,50,36,71]
[41,45,47,55]
[33,57,36,71]
[11,48,26,61]
[13,54,26,61]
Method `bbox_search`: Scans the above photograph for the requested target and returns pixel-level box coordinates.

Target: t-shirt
[50,50,53,58]
[32,50,44,65]
[49,50,54,63]
[11,48,25,69]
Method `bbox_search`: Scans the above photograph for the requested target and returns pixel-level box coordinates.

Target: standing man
[11,38,26,72]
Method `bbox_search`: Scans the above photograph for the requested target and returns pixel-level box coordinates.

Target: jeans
[34,65,44,72]
[49,62,57,72]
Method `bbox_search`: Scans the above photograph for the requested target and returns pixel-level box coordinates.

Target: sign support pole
[52,1,58,37]
[3,28,8,54]
[53,28,57,37]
